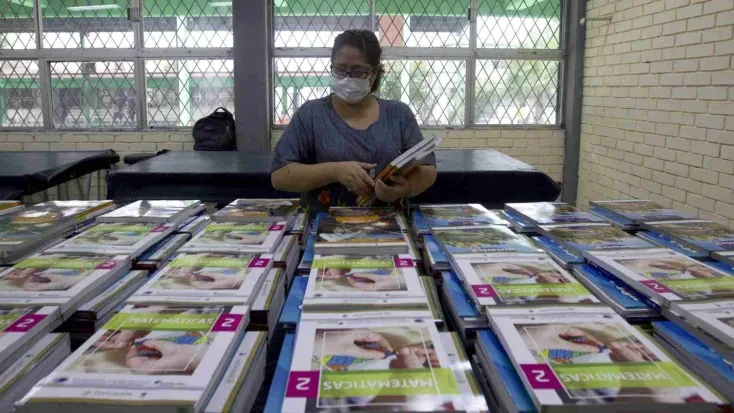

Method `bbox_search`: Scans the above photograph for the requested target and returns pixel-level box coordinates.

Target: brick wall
[579,0,734,225]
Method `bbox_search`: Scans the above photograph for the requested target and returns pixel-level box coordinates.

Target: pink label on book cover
[640,279,672,293]
[212,313,243,332]
[151,225,170,233]
[269,224,285,231]
[248,258,271,268]
[286,371,320,398]
[95,260,118,270]
[5,314,46,332]
[393,257,414,268]
[520,364,563,390]
[471,284,497,298]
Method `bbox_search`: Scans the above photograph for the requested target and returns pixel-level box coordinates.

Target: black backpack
[192,107,236,151]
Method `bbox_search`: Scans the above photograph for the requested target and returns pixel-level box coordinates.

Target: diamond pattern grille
[475,59,558,125]
[375,0,468,47]
[0,2,36,49]
[144,0,233,48]
[145,59,234,127]
[477,0,561,48]
[274,0,371,48]
[50,61,136,128]
[41,0,133,48]
[273,57,331,124]
[0,60,42,127]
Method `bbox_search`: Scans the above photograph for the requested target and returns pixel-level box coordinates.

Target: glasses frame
[330,64,373,80]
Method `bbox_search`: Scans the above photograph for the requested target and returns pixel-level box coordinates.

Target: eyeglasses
[330,64,372,80]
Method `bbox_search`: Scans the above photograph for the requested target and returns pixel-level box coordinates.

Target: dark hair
[331,30,384,93]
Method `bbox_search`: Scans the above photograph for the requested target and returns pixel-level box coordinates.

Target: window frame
[271,0,565,129]
[0,0,234,131]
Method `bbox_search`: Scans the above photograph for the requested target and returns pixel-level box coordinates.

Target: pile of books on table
[0,200,23,216]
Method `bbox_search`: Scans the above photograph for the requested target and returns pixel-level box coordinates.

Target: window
[0,0,233,130]
[272,0,563,127]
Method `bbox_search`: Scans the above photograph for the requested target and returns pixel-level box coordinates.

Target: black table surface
[0,150,120,200]
[107,150,560,206]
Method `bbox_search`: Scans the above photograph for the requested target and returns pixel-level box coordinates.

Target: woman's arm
[272,161,376,195]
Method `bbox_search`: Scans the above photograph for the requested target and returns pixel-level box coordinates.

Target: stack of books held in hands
[96,200,205,224]
[0,200,23,216]
[0,200,115,264]
[314,207,412,255]
[641,220,734,266]
[212,198,300,230]
[589,200,697,230]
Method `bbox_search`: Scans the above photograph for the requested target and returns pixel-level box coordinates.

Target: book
[181,222,286,254]
[177,215,211,236]
[505,202,608,227]
[279,276,307,330]
[204,331,268,413]
[314,216,410,255]
[265,333,295,413]
[537,223,656,257]
[652,321,734,401]
[635,230,708,258]
[273,235,299,269]
[432,226,539,257]
[0,200,23,217]
[452,254,600,310]
[641,220,734,255]
[423,234,451,272]
[712,250,734,267]
[0,333,70,413]
[501,210,536,233]
[46,222,175,258]
[440,332,491,412]
[17,303,249,413]
[588,207,637,230]
[590,200,695,226]
[531,235,583,268]
[287,212,310,245]
[213,198,299,227]
[134,233,191,270]
[250,268,286,340]
[421,276,446,329]
[97,200,203,224]
[440,271,487,342]
[662,300,734,353]
[129,252,273,305]
[282,318,467,412]
[419,204,509,229]
[491,307,723,412]
[0,253,131,318]
[322,207,409,231]
[0,306,62,372]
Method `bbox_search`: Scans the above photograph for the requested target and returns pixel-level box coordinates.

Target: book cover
[282,318,465,412]
[590,200,695,224]
[420,204,508,229]
[213,199,298,222]
[571,264,658,317]
[74,270,148,320]
[135,233,190,269]
[0,306,61,367]
[453,254,600,308]
[177,215,210,235]
[712,250,734,267]
[130,252,273,304]
[531,235,583,267]
[47,223,174,256]
[539,224,655,255]
[440,332,490,412]
[433,226,539,255]
[315,220,408,251]
[642,220,734,253]
[671,300,734,349]
[501,210,536,233]
[491,309,723,411]
[181,222,285,254]
[98,200,201,223]
[506,202,608,226]
[323,208,405,228]
[635,231,708,258]
[19,304,248,411]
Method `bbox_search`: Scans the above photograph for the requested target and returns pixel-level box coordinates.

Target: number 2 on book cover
[640,279,672,293]
[520,364,563,390]
[5,314,46,332]
[286,371,320,398]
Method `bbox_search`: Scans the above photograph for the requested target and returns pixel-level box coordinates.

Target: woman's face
[332,45,374,87]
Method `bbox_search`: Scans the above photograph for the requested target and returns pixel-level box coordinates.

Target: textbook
[423,234,451,272]
[180,222,286,254]
[419,204,509,229]
[590,200,695,226]
[571,264,659,322]
[97,200,204,224]
[288,212,310,245]
[712,250,734,267]
[213,199,299,226]
[0,306,62,372]
[440,271,488,343]
[129,252,273,305]
[422,276,446,329]
[652,321,734,401]
[281,318,468,412]
[491,307,723,413]
[177,215,210,236]
[0,200,22,216]
[530,235,582,268]
[452,254,600,311]
[17,303,249,413]
[440,332,491,412]
[501,210,536,233]
[0,253,131,319]
[537,223,656,257]
[0,333,69,413]
[641,220,734,255]
[134,233,190,270]
[315,216,410,255]
[204,331,267,413]
[323,207,410,231]
[46,222,175,258]
[250,268,286,340]
[433,226,539,257]
[635,230,708,258]
[505,202,607,227]
[661,300,734,358]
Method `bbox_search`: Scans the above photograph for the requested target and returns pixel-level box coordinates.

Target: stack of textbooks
[177,215,211,236]
[272,235,301,284]
[213,199,300,230]
[134,233,190,270]
[413,204,508,233]
[250,268,286,339]
[0,306,62,372]
[46,222,175,259]
[314,207,411,255]
[505,202,608,227]
[432,225,539,264]
[440,270,488,343]
[97,200,204,224]
[586,248,734,360]
[287,212,310,246]
[652,321,733,401]
[641,220,734,265]
[0,200,115,264]
[589,200,696,230]
[0,200,23,216]
[17,303,250,412]
[537,223,655,258]
[181,221,287,254]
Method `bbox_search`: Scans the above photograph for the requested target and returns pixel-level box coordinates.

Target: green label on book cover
[0,313,22,328]
[320,368,459,398]
[88,224,155,233]
[205,223,269,232]
[494,283,591,298]
[170,255,253,268]
[553,362,697,390]
[16,256,106,269]
[313,258,393,269]
[104,312,217,331]
[663,277,734,294]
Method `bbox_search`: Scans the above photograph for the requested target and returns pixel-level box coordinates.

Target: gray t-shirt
[271,96,436,213]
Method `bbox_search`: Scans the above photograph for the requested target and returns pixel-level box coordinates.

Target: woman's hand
[125,340,205,374]
[347,273,401,291]
[319,329,393,358]
[374,176,409,203]
[335,162,375,196]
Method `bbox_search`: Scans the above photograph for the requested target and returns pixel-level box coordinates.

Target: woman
[271,30,437,212]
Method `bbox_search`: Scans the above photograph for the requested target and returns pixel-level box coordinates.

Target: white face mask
[330,75,372,104]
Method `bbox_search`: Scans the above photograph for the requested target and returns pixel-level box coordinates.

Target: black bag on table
[192,107,236,151]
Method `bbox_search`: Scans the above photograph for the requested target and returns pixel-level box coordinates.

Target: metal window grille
[272,0,564,127]
[0,0,233,130]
